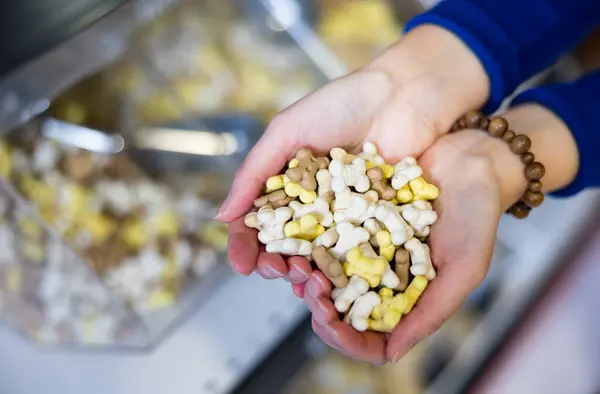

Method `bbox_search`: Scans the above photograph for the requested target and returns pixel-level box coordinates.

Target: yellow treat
[121,220,148,251]
[146,289,175,310]
[344,246,387,287]
[6,266,22,293]
[18,217,42,239]
[396,185,413,203]
[404,276,428,314]
[29,181,56,210]
[20,239,44,263]
[198,223,229,250]
[155,210,179,239]
[79,213,116,246]
[409,177,440,201]
[284,182,317,204]
[366,162,394,179]
[288,158,299,168]
[63,184,91,220]
[284,214,325,241]
[18,175,38,197]
[0,141,12,177]
[265,175,286,193]
[390,198,399,205]
[375,230,395,262]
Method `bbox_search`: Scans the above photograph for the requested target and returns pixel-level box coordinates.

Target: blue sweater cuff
[405,0,518,114]
[511,71,600,197]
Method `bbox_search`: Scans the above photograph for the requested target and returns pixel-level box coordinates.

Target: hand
[306,103,580,363]
[217,26,489,284]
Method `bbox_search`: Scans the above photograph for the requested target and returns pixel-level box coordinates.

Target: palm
[307,131,503,363]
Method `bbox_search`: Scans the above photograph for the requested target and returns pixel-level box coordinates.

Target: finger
[227,218,259,276]
[283,256,312,284]
[386,263,485,363]
[312,316,342,352]
[216,119,296,222]
[291,283,305,298]
[255,252,287,279]
[323,321,387,364]
[304,271,332,313]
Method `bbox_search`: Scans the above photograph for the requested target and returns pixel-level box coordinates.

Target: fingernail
[307,279,319,298]
[295,263,311,277]
[313,273,329,288]
[265,265,283,278]
[316,297,328,314]
[289,267,308,282]
[216,191,233,219]
[392,352,402,364]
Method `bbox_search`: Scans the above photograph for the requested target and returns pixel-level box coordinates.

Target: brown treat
[394,248,410,292]
[502,130,516,143]
[521,152,535,164]
[528,181,542,193]
[285,148,329,191]
[85,242,127,275]
[244,211,263,230]
[253,190,294,208]
[312,246,348,288]
[104,155,145,180]
[464,111,484,128]
[60,151,95,183]
[523,191,544,208]
[488,118,508,137]
[525,162,545,180]
[367,167,396,200]
[510,135,531,154]
[509,202,531,219]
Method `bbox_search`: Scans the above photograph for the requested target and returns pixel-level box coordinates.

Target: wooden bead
[465,111,484,128]
[510,202,531,219]
[502,130,516,143]
[488,117,508,137]
[525,162,545,181]
[458,117,467,128]
[481,117,490,130]
[523,191,544,208]
[528,181,542,193]
[521,152,535,164]
[510,135,531,154]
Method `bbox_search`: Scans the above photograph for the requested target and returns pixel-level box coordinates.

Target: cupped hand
[306,129,504,363]
[216,26,489,282]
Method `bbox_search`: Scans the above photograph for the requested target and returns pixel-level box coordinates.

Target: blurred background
[0,0,600,393]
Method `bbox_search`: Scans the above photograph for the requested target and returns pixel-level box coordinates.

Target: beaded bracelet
[450,111,545,219]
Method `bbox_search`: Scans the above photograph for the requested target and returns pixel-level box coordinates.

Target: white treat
[347,291,382,332]
[404,237,436,280]
[192,246,219,277]
[266,238,312,256]
[375,203,414,246]
[401,200,438,237]
[363,218,384,245]
[0,225,17,265]
[138,248,167,283]
[391,157,422,190]
[11,149,31,173]
[32,140,60,173]
[328,222,369,261]
[329,155,370,193]
[333,193,377,225]
[289,197,334,227]
[175,240,193,270]
[253,206,293,244]
[332,275,369,313]
[95,180,135,216]
[316,169,333,198]
[312,227,339,248]
[358,142,385,165]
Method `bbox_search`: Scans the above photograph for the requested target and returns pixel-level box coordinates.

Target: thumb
[216,120,296,222]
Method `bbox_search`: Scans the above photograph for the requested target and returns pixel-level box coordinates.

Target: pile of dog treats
[245,142,439,333]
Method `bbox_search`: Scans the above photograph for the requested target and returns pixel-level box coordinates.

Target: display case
[0,1,598,394]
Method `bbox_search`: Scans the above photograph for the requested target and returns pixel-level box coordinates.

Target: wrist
[365,25,490,131]
[470,104,579,210]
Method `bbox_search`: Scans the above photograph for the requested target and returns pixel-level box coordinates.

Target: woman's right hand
[217,25,490,286]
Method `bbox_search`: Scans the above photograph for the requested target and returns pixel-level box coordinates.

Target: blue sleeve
[405,0,600,113]
[510,71,600,197]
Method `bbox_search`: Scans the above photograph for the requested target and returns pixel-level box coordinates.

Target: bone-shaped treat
[333,192,377,225]
[266,238,312,256]
[369,289,408,332]
[244,206,293,244]
[394,248,410,291]
[374,203,414,246]
[404,237,436,280]
[374,230,395,262]
[284,214,325,241]
[404,275,428,314]
[331,275,369,313]
[265,174,286,193]
[312,246,348,288]
[346,291,382,332]
[408,177,440,201]
[285,148,329,191]
[329,155,370,193]
[316,169,334,202]
[331,188,377,212]
[367,167,396,200]
[284,182,317,204]
[344,245,387,287]
[289,197,334,227]
[401,200,438,237]
[359,241,400,289]
[391,157,423,190]
[396,185,413,203]
[359,142,385,165]
[254,190,295,208]
[313,227,339,248]
[328,222,369,261]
